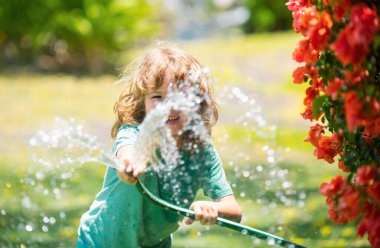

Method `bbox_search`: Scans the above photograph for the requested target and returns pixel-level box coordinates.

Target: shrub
[0,0,160,73]
[242,0,293,33]
[287,0,380,246]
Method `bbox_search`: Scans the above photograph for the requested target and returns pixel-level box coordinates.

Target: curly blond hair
[111,43,218,141]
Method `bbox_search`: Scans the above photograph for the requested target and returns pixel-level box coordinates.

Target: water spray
[123,170,306,248]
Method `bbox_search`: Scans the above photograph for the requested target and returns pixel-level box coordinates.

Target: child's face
[144,80,187,139]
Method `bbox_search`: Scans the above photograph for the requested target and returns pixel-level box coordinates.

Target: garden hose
[132,174,306,248]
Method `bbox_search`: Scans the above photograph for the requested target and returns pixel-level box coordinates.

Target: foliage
[287,0,380,246]
[242,0,293,33]
[0,0,160,73]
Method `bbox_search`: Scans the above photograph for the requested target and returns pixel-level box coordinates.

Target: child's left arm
[185,195,242,225]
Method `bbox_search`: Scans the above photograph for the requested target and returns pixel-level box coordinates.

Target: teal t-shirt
[77,124,233,248]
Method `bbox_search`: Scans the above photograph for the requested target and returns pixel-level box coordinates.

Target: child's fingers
[193,205,203,221]
[132,163,147,178]
[121,158,132,173]
[184,218,195,225]
[200,208,213,225]
[209,208,218,225]
[117,167,137,184]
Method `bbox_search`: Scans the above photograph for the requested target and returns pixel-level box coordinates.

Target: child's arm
[116,145,147,184]
[185,195,242,225]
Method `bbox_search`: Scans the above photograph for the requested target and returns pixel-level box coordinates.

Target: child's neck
[173,135,183,150]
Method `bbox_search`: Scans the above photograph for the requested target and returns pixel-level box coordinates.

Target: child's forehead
[147,74,178,90]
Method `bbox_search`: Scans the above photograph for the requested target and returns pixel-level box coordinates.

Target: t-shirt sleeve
[202,144,233,200]
[112,124,139,155]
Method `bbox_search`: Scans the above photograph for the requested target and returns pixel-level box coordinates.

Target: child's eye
[151,95,162,99]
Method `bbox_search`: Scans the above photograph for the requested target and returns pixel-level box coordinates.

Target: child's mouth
[166,116,180,126]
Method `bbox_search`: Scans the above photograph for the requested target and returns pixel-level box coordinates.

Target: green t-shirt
[77,124,233,248]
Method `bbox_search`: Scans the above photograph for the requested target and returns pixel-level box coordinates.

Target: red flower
[332,0,351,22]
[338,161,350,172]
[320,175,348,197]
[293,39,319,64]
[355,165,376,186]
[351,4,379,42]
[364,117,380,137]
[301,87,320,121]
[301,105,314,121]
[314,133,341,163]
[344,91,364,131]
[330,25,368,65]
[357,204,380,247]
[305,123,325,147]
[368,182,380,206]
[339,187,361,221]
[345,68,369,85]
[292,6,333,51]
[331,4,379,65]
[292,66,307,84]
[304,87,319,105]
[328,205,348,224]
[309,11,333,50]
[324,77,344,100]
[321,176,361,223]
[292,6,319,36]
[286,0,314,12]
[369,98,380,117]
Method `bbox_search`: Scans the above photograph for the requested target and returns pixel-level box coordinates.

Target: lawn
[0,32,370,247]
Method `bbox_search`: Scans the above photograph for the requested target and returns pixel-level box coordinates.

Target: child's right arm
[116,145,146,184]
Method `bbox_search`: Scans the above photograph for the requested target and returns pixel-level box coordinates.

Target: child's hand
[117,158,138,184]
[185,201,218,225]
[116,146,147,184]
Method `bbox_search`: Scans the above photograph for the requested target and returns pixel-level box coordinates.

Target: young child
[77,43,242,248]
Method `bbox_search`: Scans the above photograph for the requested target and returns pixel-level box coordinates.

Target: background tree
[242,0,293,33]
[0,0,160,73]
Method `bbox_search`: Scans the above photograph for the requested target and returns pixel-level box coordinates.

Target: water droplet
[21,196,33,209]
[25,224,33,232]
[43,216,50,223]
[298,192,306,199]
[241,229,248,235]
[35,172,44,180]
[1,209,6,215]
[49,217,56,224]
[42,225,49,232]
[282,181,292,188]
[240,192,246,198]
[267,238,275,246]
[29,138,37,146]
[59,211,66,219]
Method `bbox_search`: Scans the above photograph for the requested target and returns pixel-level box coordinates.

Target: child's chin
[167,125,184,136]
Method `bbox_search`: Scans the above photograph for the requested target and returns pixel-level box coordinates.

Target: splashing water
[29,117,121,170]
[18,79,305,247]
[132,80,209,173]
[214,84,306,241]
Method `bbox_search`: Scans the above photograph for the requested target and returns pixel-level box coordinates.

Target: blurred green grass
[0,32,370,247]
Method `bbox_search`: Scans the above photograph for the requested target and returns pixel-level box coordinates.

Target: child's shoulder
[118,123,139,132]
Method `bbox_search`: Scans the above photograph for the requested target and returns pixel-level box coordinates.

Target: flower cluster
[287,0,380,246]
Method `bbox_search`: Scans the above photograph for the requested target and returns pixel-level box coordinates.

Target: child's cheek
[144,100,156,113]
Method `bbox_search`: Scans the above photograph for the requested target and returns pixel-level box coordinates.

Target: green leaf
[312,95,328,118]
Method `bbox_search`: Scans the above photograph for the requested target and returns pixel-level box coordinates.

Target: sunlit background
[0,0,369,247]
